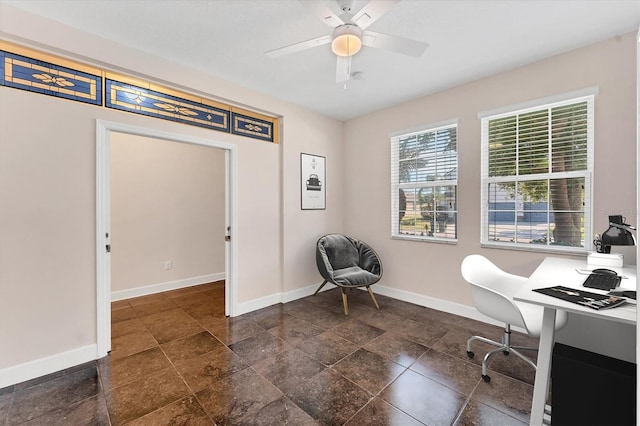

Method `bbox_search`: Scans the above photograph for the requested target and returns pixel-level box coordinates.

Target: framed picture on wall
[301,153,326,210]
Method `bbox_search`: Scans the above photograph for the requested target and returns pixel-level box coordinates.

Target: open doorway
[95,120,238,356]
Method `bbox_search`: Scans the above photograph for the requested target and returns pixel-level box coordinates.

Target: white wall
[110,133,225,294]
[0,4,344,384]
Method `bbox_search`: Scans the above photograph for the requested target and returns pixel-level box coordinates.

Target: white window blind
[480,95,594,251]
[391,122,458,242]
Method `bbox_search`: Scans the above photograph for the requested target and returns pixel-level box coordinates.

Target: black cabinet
[551,343,636,425]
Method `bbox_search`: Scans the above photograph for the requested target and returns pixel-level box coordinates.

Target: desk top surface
[514,257,637,325]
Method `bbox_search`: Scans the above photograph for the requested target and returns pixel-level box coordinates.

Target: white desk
[513,257,636,425]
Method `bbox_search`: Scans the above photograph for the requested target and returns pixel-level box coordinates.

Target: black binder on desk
[533,286,626,310]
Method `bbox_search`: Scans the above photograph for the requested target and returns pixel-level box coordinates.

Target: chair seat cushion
[332,266,380,287]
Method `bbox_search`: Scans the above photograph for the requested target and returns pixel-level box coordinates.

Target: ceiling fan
[265,0,429,83]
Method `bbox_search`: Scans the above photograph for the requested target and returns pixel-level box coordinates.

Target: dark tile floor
[0,281,538,425]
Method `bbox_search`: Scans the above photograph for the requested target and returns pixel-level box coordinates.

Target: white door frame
[95,120,238,357]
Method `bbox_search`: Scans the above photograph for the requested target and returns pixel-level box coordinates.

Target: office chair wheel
[503,350,509,356]
[482,374,491,383]
[466,351,474,359]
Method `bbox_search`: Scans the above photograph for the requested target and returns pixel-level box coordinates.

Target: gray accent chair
[315,234,383,315]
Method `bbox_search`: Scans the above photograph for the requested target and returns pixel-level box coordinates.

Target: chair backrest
[316,234,383,279]
[318,234,360,270]
[461,254,528,329]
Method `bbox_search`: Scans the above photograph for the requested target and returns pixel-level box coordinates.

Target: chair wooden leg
[367,286,380,309]
[340,288,349,315]
[314,280,328,295]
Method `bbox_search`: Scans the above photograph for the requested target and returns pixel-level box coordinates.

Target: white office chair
[461,254,568,382]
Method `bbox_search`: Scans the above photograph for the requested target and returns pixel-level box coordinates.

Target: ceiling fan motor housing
[338,0,357,13]
[331,24,363,57]
[332,24,362,40]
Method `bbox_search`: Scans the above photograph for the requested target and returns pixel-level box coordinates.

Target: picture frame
[301,153,326,210]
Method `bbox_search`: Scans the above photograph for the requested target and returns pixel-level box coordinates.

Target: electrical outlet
[164,260,172,270]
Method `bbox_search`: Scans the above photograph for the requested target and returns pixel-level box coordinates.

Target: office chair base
[466,325,537,382]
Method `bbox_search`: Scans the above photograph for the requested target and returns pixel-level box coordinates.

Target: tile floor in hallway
[0,281,538,425]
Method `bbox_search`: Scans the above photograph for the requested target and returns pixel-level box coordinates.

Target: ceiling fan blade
[336,55,351,83]
[301,1,345,27]
[351,0,400,30]
[362,30,429,57]
[265,35,331,58]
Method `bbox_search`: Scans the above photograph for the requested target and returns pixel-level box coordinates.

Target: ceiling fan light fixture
[331,24,362,57]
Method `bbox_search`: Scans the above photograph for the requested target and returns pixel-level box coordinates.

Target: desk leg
[530,307,556,426]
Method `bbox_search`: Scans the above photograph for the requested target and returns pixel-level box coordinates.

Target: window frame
[390,119,459,243]
[479,90,596,253]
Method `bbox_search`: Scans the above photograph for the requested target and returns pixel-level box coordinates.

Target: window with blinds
[480,95,594,251]
[390,122,458,242]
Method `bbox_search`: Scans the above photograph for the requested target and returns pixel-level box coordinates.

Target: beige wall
[0,4,344,375]
[344,33,637,307]
[282,111,345,294]
[110,133,225,292]
[0,89,98,370]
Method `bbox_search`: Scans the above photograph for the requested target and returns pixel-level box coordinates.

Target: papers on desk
[533,286,627,310]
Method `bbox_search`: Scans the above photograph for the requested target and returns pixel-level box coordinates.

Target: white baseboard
[235,281,329,316]
[0,344,98,389]
[235,282,506,330]
[374,284,522,332]
[233,281,502,328]
[111,273,225,301]
[374,285,496,325]
[282,281,328,303]
[235,293,283,316]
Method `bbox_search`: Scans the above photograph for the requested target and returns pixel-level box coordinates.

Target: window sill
[392,235,458,245]
[481,241,588,257]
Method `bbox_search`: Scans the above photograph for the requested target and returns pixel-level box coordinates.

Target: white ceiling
[3,0,639,121]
